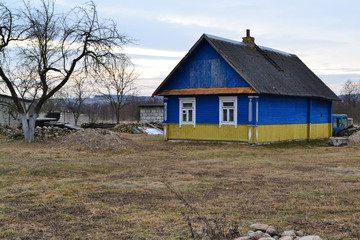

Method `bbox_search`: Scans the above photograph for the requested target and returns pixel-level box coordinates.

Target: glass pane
[342,118,348,128]
[183,111,187,122]
[229,109,234,122]
[188,110,193,121]
[183,103,192,108]
[223,102,234,107]
[223,109,227,121]
[336,118,341,128]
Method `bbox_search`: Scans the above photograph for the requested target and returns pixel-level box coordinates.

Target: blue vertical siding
[258,95,331,125]
[196,96,219,124]
[167,96,179,123]
[311,98,331,124]
[238,95,250,124]
[258,95,308,125]
[162,40,250,91]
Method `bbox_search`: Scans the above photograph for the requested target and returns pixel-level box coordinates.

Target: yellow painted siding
[258,123,331,143]
[309,123,332,140]
[257,124,308,142]
[166,123,331,143]
[168,123,248,142]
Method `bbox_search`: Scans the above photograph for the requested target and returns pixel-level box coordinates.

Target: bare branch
[0,0,130,142]
[94,58,138,124]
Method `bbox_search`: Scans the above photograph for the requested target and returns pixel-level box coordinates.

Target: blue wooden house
[152,30,339,143]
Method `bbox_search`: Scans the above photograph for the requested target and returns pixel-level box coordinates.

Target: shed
[139,104,164,123]
[153,30,339,143]
[0,94,31,126]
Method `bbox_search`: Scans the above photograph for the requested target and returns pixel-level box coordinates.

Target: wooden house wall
[258,95,331,125]
[167,95,331,125]
[164,94,332,143]
[162,40,250,91]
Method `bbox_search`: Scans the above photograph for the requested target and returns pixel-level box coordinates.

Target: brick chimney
[242,29,255,49]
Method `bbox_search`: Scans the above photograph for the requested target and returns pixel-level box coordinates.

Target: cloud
[124,46,186,58]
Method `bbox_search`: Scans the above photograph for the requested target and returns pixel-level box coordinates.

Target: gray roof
[204,34,339,101]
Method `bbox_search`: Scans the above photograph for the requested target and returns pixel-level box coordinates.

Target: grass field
[0,134,360,239]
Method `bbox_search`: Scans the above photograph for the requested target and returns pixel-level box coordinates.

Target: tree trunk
[116,113,120,124]
[20,113,38,143]
[74,113,79,126]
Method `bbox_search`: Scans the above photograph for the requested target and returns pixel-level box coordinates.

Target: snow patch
[258,46,294,57]
[205,34,246,46]
[144,127,163,135]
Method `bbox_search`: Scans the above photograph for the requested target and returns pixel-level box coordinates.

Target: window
[219,96,237,128]
[179,98,196,127]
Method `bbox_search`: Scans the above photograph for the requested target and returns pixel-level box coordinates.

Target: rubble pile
[58,128,138,153]
[335,125,360,137]
[112,122,163,134]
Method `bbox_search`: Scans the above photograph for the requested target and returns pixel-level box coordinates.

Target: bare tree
[60,74,90,126]
[95,58,137,124]
[341,80,360,106]
[0,0,129,142]
[333,80,360,122]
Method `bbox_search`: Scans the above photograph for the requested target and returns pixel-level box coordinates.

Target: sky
[9,0,360,96]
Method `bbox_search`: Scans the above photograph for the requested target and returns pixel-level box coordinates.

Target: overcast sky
[12,0,360,96]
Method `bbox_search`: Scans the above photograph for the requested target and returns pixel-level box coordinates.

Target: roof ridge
[206,33,294,57]
[205,34,246,46]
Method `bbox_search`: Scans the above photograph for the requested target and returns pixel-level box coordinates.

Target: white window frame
[219,96,237,128]
[163,98,168,122]
[179,97,196,128]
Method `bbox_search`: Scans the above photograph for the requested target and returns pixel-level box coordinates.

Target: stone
[250,223,269,232]
[202,236,211,240]
[326,137,349,146]
[248,230,255,236]
[281,230,297,238]
[299,236,322,240]
[250,231,264,240]
[266,226,279,236]
[295,231,304,237]
[294,237,301,240]
[234,237,251,240]
[259,238,276,240]
[279,237,293,240]
[273,236,279,240]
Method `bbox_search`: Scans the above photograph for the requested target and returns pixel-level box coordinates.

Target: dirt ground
[0,132,359,239]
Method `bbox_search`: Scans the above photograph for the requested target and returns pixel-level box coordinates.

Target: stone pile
[326,137,350,147]
[34,126,73,139]
[234,224,322,240]
[112,122,163,134]
[0,125,73,140]
[0,125,23,139]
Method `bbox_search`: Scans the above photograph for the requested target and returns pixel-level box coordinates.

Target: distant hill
[81,95,163,104]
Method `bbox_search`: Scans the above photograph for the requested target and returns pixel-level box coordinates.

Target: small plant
[162,180,239,240]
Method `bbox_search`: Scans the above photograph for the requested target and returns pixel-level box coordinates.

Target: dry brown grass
[0,134,360,239]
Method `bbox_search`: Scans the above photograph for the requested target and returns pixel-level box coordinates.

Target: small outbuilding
[139,103,164,123]
[153,30,339,143]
